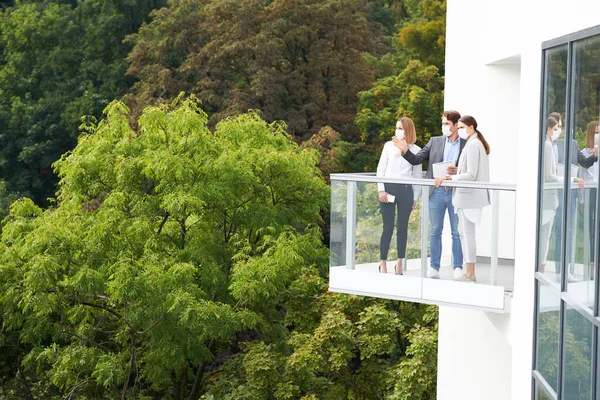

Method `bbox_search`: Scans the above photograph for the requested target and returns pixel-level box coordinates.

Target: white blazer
[452,133,490,210]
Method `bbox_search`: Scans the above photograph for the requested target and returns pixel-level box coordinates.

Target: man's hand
[446,166,458,175]
[392,136,408,153]
[378,191,389,203]
[574,177,584,189]
[434,177,445,187]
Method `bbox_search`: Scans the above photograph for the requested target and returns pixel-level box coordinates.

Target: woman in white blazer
[433,115,490,282]
[376,117,422,275]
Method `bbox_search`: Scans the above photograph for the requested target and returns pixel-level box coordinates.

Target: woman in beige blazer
[434,115,490,282]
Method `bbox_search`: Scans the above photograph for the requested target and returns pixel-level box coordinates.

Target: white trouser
[457,209,477,263]
[539,217,554,266]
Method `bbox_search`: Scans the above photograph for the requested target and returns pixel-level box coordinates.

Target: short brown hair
[398,117,417,144]
[549,112,562,124]
[443,110,461,125]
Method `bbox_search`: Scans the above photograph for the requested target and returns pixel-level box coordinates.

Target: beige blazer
[542,137,560,211]
[452,133,490,210]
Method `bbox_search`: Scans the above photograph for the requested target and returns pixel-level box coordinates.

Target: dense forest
[0,0,445,398]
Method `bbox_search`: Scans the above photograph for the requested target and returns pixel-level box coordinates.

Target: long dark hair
[459,115,490,155]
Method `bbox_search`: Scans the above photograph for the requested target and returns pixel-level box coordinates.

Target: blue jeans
[429,188,463,270]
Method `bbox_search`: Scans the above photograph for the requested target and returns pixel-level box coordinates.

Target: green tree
[0,0,165,204]
[355,0,446,171]
[0,96,329,398]
[0,97,438,399]
[126,0,382,141]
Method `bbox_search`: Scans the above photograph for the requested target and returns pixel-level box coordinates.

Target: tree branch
[121,334,137,400]
[188,339,215,400]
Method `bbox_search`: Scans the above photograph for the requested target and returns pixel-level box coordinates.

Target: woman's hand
[378,191,389,203]
[434,177,445,187]
[574,177,584,189]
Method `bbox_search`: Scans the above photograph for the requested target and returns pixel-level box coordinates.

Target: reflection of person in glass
[539,117,562,273]
[433,116,490,282]
[393,110,467,281]
[550,112,593,282]
[579,121,599,279]
[376,117,422,275]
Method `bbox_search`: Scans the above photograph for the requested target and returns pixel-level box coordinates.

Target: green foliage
[0,97,439,399]
[126,0,381,142]
[355,0,446,171]
[0,97,330,398]
[0,0,166,204]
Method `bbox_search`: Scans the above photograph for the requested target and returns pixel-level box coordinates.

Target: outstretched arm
[400,138,432,166]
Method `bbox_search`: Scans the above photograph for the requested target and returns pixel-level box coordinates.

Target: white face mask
[442,125,452,137]
[395,129,404,139]
[551,128,561,141]
[594,133,599,145]
[458,128,468,140]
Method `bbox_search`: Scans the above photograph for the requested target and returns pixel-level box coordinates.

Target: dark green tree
[126,0,382,141]
[0,0,165,205]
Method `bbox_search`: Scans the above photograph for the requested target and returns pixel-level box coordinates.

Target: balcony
[329,173,517,313]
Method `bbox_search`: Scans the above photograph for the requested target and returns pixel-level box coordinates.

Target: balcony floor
[351,258,515,292]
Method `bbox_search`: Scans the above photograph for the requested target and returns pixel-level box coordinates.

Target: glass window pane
[539,45,568,283]
[330,180,348,267]
[562,307,593,400]
[566,34,600,305]
[536,280,561,392]
[536,379,557,400]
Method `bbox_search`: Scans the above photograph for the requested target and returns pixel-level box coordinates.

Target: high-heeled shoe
[394,263,403,275]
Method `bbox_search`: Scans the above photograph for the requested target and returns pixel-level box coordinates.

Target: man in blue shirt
[394,110,466,279]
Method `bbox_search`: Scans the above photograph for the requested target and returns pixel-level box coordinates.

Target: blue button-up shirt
[443,137,461,163]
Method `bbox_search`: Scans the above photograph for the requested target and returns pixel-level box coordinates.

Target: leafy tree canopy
[0,0,166,204]
[125,0,383,142]
[355,0,446,170]
[0,96,437,399]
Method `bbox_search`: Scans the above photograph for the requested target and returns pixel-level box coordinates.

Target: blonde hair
[585,121,598,149]
[398,117,416,144]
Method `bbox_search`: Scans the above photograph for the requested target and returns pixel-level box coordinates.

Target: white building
[329,1,600,399]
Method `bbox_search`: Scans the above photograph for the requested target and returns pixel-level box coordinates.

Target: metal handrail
[330,172,517,191]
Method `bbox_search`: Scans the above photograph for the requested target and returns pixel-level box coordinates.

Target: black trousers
[379,183,414,260]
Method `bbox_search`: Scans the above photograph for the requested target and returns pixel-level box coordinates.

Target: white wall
[441,1,600,399]
[437,307,512,400]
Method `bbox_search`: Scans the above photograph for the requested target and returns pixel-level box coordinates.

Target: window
[533,25,600,400]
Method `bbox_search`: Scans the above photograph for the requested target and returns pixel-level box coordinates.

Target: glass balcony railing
[329,173,517,312]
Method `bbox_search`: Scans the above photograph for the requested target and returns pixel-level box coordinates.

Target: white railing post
[490,190,499,286]
[421,186,429,278]
[345,181,357,270]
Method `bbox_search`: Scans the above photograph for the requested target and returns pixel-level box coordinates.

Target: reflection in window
[536,283,560,393]
[562,308,593,400]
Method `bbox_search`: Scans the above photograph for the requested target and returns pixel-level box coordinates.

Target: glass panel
[355,180,423,275]
[536,281,561,393]
[562,307,593,400]
[539,44,568,285]
[566,34,600,306]
[330,180,348,268]
[536,378,557,400]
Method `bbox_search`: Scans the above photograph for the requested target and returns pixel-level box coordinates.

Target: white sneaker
[427,267,440,279]
[453,268,464,280]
